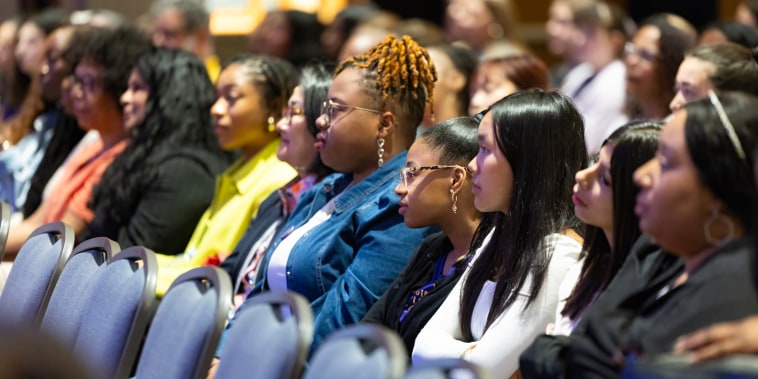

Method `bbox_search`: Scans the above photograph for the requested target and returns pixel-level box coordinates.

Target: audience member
[559,0,633,156]
[362,116,482,355]
[421,44,478,129]
[736,0,758,28]
[151,0,220,81]
[154,54,298,295]
[444,0,521,55]
[0,18,21,121]
[82,47,228,253]
[224,34,437,353]
[412,89,587,377]
[248,10,325,68]
[321,4,380,63]
[3,25,149,258]
[220,63,334,306]
[624,13,696,120]
[336,11,400,63]
[468,51,549,115]
[669,42,758,112]
[699,21,758,49]
[544,0,581,86]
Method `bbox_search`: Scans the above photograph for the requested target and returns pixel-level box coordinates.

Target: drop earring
[377,137,385,167]
[267,116,276,132]
[450,189,458,214]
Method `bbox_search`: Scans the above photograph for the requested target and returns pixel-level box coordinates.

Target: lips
[572,194,586,207]
[314,132,326,150]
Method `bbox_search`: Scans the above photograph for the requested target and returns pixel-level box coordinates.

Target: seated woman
[154,54,299,295]
[81,47,229,253]
[669,42,758,112]
[412,89,588,377]
[2,25,149,258]
[419,45,477,129]
[520,91,758,378]
[518,121,662,378]
[467,49,549,116]
[362,116,483,355]
[220,63,334,306]
[223,34,437,353]
[554,121,662,335]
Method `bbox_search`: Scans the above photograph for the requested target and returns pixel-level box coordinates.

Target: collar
[321,152,406,214]
[224,139,290,194]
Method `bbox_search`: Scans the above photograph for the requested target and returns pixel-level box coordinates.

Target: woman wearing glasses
[219,63,334,307]
[153,54,299,295]
[413,89,586,377]
[222,35,437,353]
[624,13,696,120]
[2,26,149,259]
[362,116,482,355]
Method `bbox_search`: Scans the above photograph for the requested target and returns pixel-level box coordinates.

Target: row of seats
[0,212,490,379]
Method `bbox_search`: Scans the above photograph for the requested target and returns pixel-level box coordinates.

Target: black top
[83,147,227,254]
[362,231,467,356]
[520,235,758,379]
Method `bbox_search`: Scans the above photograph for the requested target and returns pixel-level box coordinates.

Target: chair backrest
[40,237,120,348]
[403,358,493,379]
[303,324,408,379]
[135,266,232,379]
[0,221,74,327]
[214,291,314,379]
[73,245,158,379]
[0,201,11,261]
[622,354,758,379]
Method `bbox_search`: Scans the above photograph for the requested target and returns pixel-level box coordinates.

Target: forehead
[329,67,365,99]
[478,111,494,136]
[154,8,186,29]
[407,138,440,163]
[75,58,104,75]
[660,110,688,152]
[676,57,715,83]
[633,25,661,49]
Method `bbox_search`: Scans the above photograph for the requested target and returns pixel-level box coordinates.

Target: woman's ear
[450,166,468,193]
[378,111,397,138]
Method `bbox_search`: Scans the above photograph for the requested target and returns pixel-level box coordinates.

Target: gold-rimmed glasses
[282,106,305,125]
[399,165,470,188]
[320,99,381,124]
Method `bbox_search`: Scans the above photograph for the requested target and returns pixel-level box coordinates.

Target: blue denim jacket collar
[318,152,406,215]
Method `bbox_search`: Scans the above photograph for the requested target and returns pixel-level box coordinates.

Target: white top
[266,198,336,291]
[561,60,628,157]
[549,258,585,336]
[412,232,582,377]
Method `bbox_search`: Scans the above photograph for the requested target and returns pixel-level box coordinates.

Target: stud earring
[267,116,276,132]
[377,137,385,167]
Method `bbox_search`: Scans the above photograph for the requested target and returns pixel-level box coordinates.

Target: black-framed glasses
[399,165,470,188]
[624,42,660,63]
[68,74,103,94]
[708,90,746,160]
[282,106,305,125]
[320,99,381,124]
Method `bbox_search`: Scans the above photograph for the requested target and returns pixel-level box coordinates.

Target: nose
[633,158,655,189]
[575,167,589,189]
[316,113,329,130]
[669,92,684,112]
[211,98,226,118]
[275,115,287,133]
[394,180,406,196]
[467,156,477,175]
[121,89,132,107]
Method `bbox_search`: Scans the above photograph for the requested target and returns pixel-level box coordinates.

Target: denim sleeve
[307,200,429,351]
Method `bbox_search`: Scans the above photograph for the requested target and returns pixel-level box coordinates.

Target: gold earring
[450,189,458,214]
[267,116,276,132]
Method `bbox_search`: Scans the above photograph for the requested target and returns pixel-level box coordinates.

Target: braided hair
[336,34,437,140]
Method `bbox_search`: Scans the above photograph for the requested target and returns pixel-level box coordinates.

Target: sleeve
[67,156,112,223]
[116,155,216,253]
[306,204,429,350]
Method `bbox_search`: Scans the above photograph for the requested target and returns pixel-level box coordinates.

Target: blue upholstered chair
[0,201,12,260]
[0,221,74,327]
[303,324,408,379]
[135,266,231,379]
[40,237,120,348]
[214,291,314,379]
[403,358,493,379]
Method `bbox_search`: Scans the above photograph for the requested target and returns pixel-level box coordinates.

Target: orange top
[43,139,127,223]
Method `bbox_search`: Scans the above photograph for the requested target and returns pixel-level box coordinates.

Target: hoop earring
[377,137,385,167]
[267,116,276,133]
[704,209,735,247]
[450,189,458,214]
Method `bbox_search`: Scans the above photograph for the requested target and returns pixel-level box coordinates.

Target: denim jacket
[236,151,433,350]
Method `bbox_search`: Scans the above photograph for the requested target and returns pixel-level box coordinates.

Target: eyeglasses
[708,90,746,160]
[399,165,470,188]
[282,106,305,125]
[68,74,103,94]
[320,99,381,124]
[624,42,660,63]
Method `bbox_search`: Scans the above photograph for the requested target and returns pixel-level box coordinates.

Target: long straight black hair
[562,121,662,320]
[459,89,587,339]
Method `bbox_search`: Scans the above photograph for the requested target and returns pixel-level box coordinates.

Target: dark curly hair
[65,25,150,107]
[89,47,225,226]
